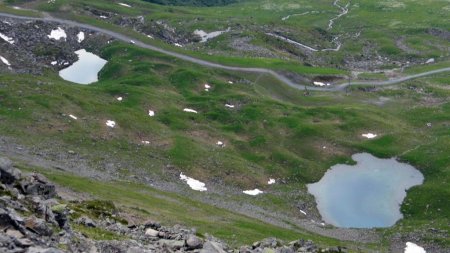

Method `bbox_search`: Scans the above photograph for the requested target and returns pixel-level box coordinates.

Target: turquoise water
[307,153,424,228]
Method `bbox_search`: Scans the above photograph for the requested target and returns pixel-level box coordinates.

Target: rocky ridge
[0,156,347,253]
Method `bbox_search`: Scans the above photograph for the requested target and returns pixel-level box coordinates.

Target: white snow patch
[183,108,198,114]
[48,27,67,40]
[313,81,331,87]
[68,114,77,120]
[77,32,85,43]
[225,104,235,108]
[117,97,123,101]
[174,43,183,47]
[243,189,263,196]
[141,140,150,145]
[180,173,207,191]
[204,84,211,89]
[2,21,12,25]
[425,58,435,64]
[0,56,11,66]
[268,178,276,185]
[148,110,155,117]
[228,81,233,84]
[404,242,426,253]
[193,28,230,43]
[216,141,225,147]
[362,133,377,139]
[106,120,116,128]
[147,34,154,39]
[118,3,132,7]
[0,33,14,44]
[51,61,57,65]
[100,15,108,19]
[299,209,307,215]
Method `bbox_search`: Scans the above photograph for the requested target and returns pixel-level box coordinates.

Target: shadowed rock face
[0,156,341,253]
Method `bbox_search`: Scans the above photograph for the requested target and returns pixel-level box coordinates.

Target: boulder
[24,216,53,236]
[0,157,21,184]
[186,234,203,249]
[143,220,161,229]
[159,239,185,250]
[144,228,159,237]
[200,241,226,253]
[26,247,64,253]
[20,174,56,199]
[76,216,96,228]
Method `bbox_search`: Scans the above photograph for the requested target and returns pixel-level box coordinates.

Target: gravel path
[0,12,449,92]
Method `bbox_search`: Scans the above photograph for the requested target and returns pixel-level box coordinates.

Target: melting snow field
[180,173,207,191]
[68,114,78,120]
[268,178,276,185]
[404,242,426,253]
[59,49,107,84]
[193,28,230,43]
[0,33,14,44]
[48,27,67,40]
[243,189,263,196]
[307,153,424,228]
[148,110,155,117]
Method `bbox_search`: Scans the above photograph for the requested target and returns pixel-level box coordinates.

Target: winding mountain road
[0,12,449,92]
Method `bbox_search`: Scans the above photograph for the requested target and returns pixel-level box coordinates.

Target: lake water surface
[307,153,424,228]
[59,49,107,85]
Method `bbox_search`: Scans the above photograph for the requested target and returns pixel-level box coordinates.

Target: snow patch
[299,209,307,215]
[77,32,85,43]
[183,108,198,114]
[404,242,426,253]
[118,3,132,7]
[180,173,207,191]
[362,133,377,139]
[141,140,150,145]
[425,58,435,64]
[106,120,116,128]
[148,110,155,117]
[68,114,78,120]
[268,178,276,185]
[225,104,235,108]
[216,141,225,147]
[193,28,230,43]
[313,81,331,87]
[243,189,263,196]
[0,56,11,66]
[48,27,67,40]
[117,97,123,101]
[174,43,183,47]
[0,33,14,44]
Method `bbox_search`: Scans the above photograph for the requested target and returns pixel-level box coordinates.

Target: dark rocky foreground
[0,157,347,253]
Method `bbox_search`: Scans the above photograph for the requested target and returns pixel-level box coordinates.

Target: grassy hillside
[0,0,449,250]
[141,0,239,7]
[0,40,449,248]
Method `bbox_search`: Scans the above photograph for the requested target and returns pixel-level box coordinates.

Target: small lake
[59,49,107,85]
[307,153,424,228]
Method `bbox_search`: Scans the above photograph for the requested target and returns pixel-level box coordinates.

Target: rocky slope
[0,156,347,253]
